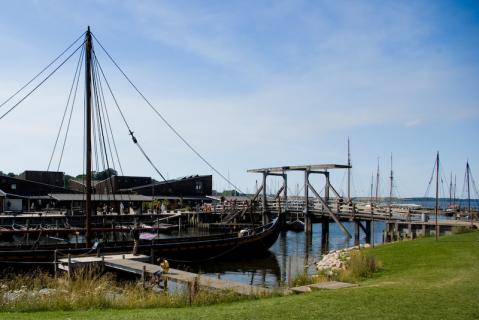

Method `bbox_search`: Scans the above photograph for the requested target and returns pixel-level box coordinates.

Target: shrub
[338,251,382,282]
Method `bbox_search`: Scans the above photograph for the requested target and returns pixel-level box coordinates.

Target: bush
[291,273,328,287]
[338,251,382,282]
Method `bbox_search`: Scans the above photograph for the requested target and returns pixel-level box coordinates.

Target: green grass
[3,231,479,320]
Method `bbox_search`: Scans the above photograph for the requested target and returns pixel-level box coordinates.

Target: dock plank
[104,258,272,296]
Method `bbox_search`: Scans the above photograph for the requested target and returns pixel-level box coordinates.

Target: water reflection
[182,221,386,288]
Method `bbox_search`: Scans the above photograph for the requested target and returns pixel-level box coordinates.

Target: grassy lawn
[3,231,479,320]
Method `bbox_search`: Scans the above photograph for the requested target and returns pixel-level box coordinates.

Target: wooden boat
[0,216,282,263]
[0,28,285,264]
[285,219,304,232]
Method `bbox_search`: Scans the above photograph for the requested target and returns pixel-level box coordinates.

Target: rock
[39,288,57,295]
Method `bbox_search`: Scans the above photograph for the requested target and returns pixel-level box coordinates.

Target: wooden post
[96,242,101,257]
[25,219,30,245]
[324,171,330,210]
[354,221,360,246]
[304,170,312,235]
[283,173,288,213]
[67,254,72,280]
[262,171,268,225]
[53,249,58,278]
[188,281,193,306]
[365,220,371,244]
[321,218,329,253]
[142,265,146,289]
[287,256,292,287]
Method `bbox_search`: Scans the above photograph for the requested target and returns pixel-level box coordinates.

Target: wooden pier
[58,254,273,296]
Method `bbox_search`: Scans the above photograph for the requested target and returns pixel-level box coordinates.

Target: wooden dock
[59,254,272,296]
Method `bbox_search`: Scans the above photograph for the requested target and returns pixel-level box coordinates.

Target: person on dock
[160,257,169,273]
[154,257,169,288]
[131,223,140,255]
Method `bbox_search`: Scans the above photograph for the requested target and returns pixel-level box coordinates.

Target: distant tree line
[0,171,16,177]
[75,168,118,181]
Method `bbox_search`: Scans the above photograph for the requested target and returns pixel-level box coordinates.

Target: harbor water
[180,220,386,289]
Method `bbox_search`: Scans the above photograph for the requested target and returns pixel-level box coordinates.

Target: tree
[94,168,118,181]
[75,169,118,181]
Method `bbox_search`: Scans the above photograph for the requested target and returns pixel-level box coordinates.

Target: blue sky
[0,0,478,197]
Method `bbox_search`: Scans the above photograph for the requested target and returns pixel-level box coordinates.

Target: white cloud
[405,119,422,128]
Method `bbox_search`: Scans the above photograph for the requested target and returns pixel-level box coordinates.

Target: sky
[0,0,478,198]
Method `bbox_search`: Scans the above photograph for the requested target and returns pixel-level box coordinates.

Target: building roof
[247,164,351,173]
[119,175,211,192]
[48,193,209,202]
[0,189,6,197]
[49,193,153,202]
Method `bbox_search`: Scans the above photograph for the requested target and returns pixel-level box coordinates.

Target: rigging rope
[95,60,125,176]
[46,45,84,171]
[91,57,116,201]
[424,158,437,198]
[57,53,83,172]
[0,32,85,112]
[0,41,85,121]
[93,53,169,182]
[92,33,246,195]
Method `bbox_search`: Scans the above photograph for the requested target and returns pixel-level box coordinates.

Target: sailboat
[0,28,283,263]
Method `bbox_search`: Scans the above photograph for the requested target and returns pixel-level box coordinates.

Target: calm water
[181,197,478,288]
[402,198,479,209]
[180,220,386,289]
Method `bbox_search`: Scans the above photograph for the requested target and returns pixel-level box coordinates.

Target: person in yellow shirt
[159,257,169,273]
[154,257,169,289]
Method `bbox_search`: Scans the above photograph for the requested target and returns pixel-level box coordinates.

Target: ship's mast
[375,157,380,204]
[466,161,471,225]
[370,173,374,204]
[449,172,453,205]
[435,152,439,240]
[453,174,457,206]
[85,27,93,247]
[347,137,351,203]
[389,153,393,220]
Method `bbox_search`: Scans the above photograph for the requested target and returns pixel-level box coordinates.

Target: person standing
[131,223,140,255]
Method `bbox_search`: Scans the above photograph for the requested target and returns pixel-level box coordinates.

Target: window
[195,181,203,192]
[11,184,16,190]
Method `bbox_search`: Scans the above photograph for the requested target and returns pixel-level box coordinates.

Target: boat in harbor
[0,217,282,262]
[0,27,283,263]
[285,219,304,232]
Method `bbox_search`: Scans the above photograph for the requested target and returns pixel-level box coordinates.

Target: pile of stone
[315,244,370,276]
[1,285,67,302]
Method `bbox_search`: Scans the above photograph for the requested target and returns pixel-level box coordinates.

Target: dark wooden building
[17,170,65,188]
[119,175,212,197]
[0,175,77,212]
[95,176,152,194]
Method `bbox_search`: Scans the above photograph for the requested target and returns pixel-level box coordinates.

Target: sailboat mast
[370,173,374,204]
[454,174,457,206]
[375,158,380,203]
[435,152,439,240]
[347,137,351,202]
[85,26,93,248]
[466,161,471,224]
[449,172,453,205]
[389,153,393,219]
